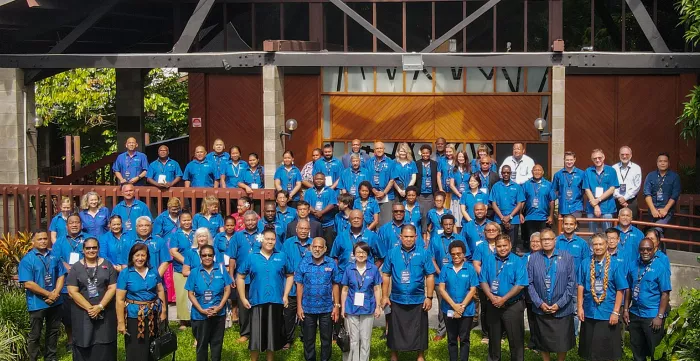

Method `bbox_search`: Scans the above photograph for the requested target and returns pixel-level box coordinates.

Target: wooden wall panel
[565,76,617,162]
[284,75,320,165]
[187,73,207,157]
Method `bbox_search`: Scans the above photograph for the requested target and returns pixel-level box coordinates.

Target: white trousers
[344,314,374,361]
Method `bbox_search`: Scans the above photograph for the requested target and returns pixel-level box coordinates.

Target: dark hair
[448,241,466,254]
[496,234,511,243]
[239,196,253,205]
[657,152,670,160]
[67,213,81,222]
[312,148,322,155]
[179,211,193,220]
[199,244,215,256]
[264,200,276,209]
[323,143,333,149]
[108,215,122,223]
[605,227,621,237]
[468,173,482,189]
[275,190,290,199]
[128,243,151,268]
[434,191,446,200]
[400,224,417,234]
[262,228,277,237]
[440,214,456,225]
[230,146,242,154]
[562,214,577,224]
[420,144,432,153]
[297,200,310,208]
[32,228,49,237]
[224,215,236,223]
[352,241,371,256]
[283,150,294,158]
[405,186,418,195]
[120,183,134,191]
[337,193,354,206]
[314,171,326,178]
[358,181,372,194]
[84,237,99,248]
[248,153,259,160]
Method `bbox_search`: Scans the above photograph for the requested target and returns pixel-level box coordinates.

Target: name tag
[447,310,455,318]
[480,187,488,194]
[595,187,604,198]
[325,176,333,187]
[157,174,167,184]
[373,174,380,185]
[87,280,99,298]
[656,190,664,201]
[532,198,540,208]
[224,254,231,266]
[544,275,551,290]
[353,292,365,306]
[251,183,259,189]
[491,279,499,293]
[69,252,80,265]
[350,186,357,196]
[124,220,132,231]
[124,170,131,178]
[315,201,323,211]
[566,189,573,200]
[594,279,604,294]
[44,273,53,288]
[425,178,432,188]
[442,258,450,266]
[632,285,640,301]
[619,184,626,193]
[204,290,213,303]
[401,270,410,284]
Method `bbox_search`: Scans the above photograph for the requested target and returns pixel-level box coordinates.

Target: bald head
[374,141,385,157]
[349,209,364,229]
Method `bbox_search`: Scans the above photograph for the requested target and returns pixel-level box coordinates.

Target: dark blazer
[285,218,323,240]
[415,160,439,195]
[526,250,576,317]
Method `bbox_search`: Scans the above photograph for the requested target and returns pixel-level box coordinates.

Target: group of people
[19,136,681,361]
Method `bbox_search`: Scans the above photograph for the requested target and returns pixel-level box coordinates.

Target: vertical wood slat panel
[284,75,321,165]
[188,73,207,157]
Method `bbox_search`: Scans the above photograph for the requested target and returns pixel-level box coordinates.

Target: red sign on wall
[192,118,202,128]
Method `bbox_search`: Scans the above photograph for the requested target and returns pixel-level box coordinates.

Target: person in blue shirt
[182,228,218,276]
[205,139,230,180]
[78,192,109,236]
[19,230,66,361]
[459,173,488,224]
[184,145,218,188]
[115,243,167,361]
[380,224,436,360]
[184,244,232,361]
[615,207,645,258]
[353,181,380,231]
[551,151,585,218]
[273,151,303,204]
[236,229,294,360]
[526,228,576,360]
[123,216,171,277]
[521,164,555,251]
[469,144,498,174]
[340,241,383,361]
[220,146,249,189]
[436,145,456,207]
[403,186,423,236]
[275,190,298,228]
[523,232,542,352]
[577,233,628,361]
[605,228,633,276]
[110,183,153,233]
[304,172,337,249]
[460,202,489,254]
[426,191,451,242]
[643,228,671,269]
[489,165,525,251]
[623,238,672,361]
[334,193,353,236]
[295,237,342,361]
[448,151,471,232]
[193,195,225,236]
[258,201,286,246]
[392,142,417,200]
[555,214,591,272]
[339,153,370,198]
[478,234,528,361]
[366,141,396,226]
[213,216,236,266]
[99,215,130,272]
[583,149,619,233]
[152,197,182,238]
[643,152,682,231]
[112,137,149,186]
[239,153,265,196]
[281,219,312,347]
[471,221,501,343]
[330,209,385,277]
[437,241,478,361]
[50,197,72,244]
[146,145,183,189]
[313,143,344,191]
[415,145,438,232]
[169,211,196,327]
[341,139,370,169]
[377,202,426,253]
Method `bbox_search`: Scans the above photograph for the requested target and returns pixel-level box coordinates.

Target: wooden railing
[52,153,118,185]
[0,185,275,234]
[639,194,699,229]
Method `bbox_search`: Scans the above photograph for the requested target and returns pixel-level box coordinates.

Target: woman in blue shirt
[220,146,249,189]
[193,196,224,236]
[152,197,181,238]
[392,143,417,200]
[353,181,380,231]
[185,244,232,361]
[98,215,130,272]
[273,150,303,206]
[340,242,383,361]
[459,174,489,224]
[79,192,109,236]
[168,211,195,329]
[448,151,470,231]
[239,153,264,196]
[403,186,422,235]
[115,243,167,361]
[50,197,73,244]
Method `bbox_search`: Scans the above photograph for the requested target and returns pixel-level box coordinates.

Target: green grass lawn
[56,323,636,360]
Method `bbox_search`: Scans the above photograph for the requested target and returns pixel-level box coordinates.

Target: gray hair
[135,216,152,225]
[530,232,541,241]
[193,227,213,248]
[243,210,258,218]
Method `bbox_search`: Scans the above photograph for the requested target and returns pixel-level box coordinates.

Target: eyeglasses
[84,246,98,251]
[201,254,214,258]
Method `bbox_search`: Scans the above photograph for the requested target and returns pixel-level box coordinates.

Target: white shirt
[499,154,535,185]
[612,161,642,201]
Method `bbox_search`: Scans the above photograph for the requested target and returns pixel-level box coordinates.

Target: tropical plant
[0,321,26,361]
[0,286,30,336]
[675,0,700,140]
[0,232,33,285]
[655,287,700,360]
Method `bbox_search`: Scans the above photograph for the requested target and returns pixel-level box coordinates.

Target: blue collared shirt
[403,203,422,234]
[419,160,434,194]
[167,229,195,273]
[282,236,312,296]
[313,157,344,186]
[205,151,231,178]
[274,165,302,200]
[615,225,645,264]
[643,170,681,210]
[193,213,224,236]
[426,208,452,239]
[294,256,341,314]
[627,256,672,318]
[551,167,585,215]
[222,160,249,188]
[53,232,94,274]
[460,220,488,254]
[257,219,286,246]
[341,263,383,316]
[459,190,489,220]
[381,245,436,305]
[110,200,153,233]
[213,231,235,265]
[578,256,628,320]
[471,240,496,264]
[334,213,350,235]
[527,250,576,317]
[489,180,526,225]
[183,248,220,270]
[353,197,380,227]
[124,235,171,270]
[113,151,149,185]
[99,231,131,266]
[303,187,336,227]
[184,263,233,320]
[330,229,384,276]
[522,178,555,222]
[276,207,298,228]
[237,250,292,306]
[339,167,370,197]
[241,166,265,189]
[583,165,620,214]
[79,207,110,236]
[18,249,66,311]
[430,233,470,269]
[555,234,591,272]
[116,266,162,318]
[183,159,217,187]
[49,214,68,240]
[392,161,417,191]
[366,156,395,200]
[152,211,180,238]
[377,221,426,254]
[451,168,470,195]
[227,228,263,284]
[146,158,183,184]
[437,262,479,315]
[479,252,528,298]
[438,158,455,194]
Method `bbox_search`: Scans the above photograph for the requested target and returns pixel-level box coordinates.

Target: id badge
[620,184,627,194]
[373,174,380,185]
[490,279,499,293]
[325,176,333,187]
[544,275,551,290]
[425,178,432,188]
[224,254,231,266]
[87,281,99,298]
[566,189,573,200]
[442,257,450,266]
[447,310,455,318]
[532,198,540,208]
[459,184,466,193]
[480,187,489,194]
[69,252,80,265]
[350,186,357,196]
[656,190,664,201]
[437,229,444,235]
[124,170,131,179]
[251,183,259,189]
[595,187,604,198]
[157,174,167,184]
[401,270,411,284]
[353,292,365,307]
[350,255,356,263]
[124,219,132,231]
[44,274,53,288]
[594,279,604,294]
[315,201,323,211]
[204,290,213,303]
[286,182,293,191]
[632,285,640,301]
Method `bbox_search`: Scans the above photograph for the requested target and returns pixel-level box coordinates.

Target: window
[406,2,432,52]
[466,1,494,52]
[347,3,373,52]
[255,3,281,50]
[376,3,403,51]
[283,3,309,41]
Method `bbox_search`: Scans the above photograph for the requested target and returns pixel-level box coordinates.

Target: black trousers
[237,284,251,338]
[444,313,473,361]
[525,300,539,350]
[505,224,521,251]
[477,289,490,339]
[302,312,333,361]
[192,316,226,361]
[284,296,303,344]
[629,314,665,361]
[522,220,546,251]
[28,306,62,361]
[321,226,337,255]
[485,299,525,361]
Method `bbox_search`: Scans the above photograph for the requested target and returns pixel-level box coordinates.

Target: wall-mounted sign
[192,117,202,128]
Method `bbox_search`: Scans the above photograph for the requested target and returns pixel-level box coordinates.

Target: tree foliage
[676,0,700,139]
[35,68,189,164]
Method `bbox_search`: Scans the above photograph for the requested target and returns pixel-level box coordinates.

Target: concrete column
[116,69,145,149]
[262,65,285,189]
[551,65,565,175]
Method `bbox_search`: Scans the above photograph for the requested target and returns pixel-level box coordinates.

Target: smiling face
[434,194,445,209]
[323,147,333,160]
[532,164,544,180]
[495,237,512,258]
[180,213,192,231]
[564,154,576,169]
[109,217,122,234]
[485,223,500,241]
[125,137,138,152]
[136,219,152,238]
[474,203,487,220]
[88,194,100,209]
[213,140,225,154]
[353,245,368,263]
[456,152,466,165]
[445,147,454,159]
[244,214,258,231]
[60,201,72,214]
[592,236,607,257]
[435,138,446,152]
[196,233,209,248]
[406,189,417,204]
[392,204,405,222]
[248,155,259,168]
[67,215,81,235]
[311,238,327,260]
[224,218,236,235]
[283,152,293,166]
[121,184,135,200]
[230,147,241,161]
[194,146,206,161]
[261,231,276,252]
[591,151,605,168]
[32,231,49,252]
[420,148,431,161]
[562,216,577,235]
[639,239,655,262]
[83,239,99,261]
[351,140,361,153]
[618,208,632,227]
[349,210,364,229]
[313,173,326,188]
[400,226,417,249]
[311,149,322,161]
[529,235,542,252]
[132,249,148,268]
[540,230,555,252]
[351,157,361,170]
[359,184,370,199]
[264,203,276,222]
[501,165,512,182]
[512,143,524,158]
[619,147,632,164]
[200,247,215,268]
[276,192,288,207]
[374,142,385,157]
[397,148,407,160]
[168,204,181,216]
[468,175,479,190]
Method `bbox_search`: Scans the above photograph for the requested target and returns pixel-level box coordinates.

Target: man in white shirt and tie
[612,146,642,219]
[499,143,535,185]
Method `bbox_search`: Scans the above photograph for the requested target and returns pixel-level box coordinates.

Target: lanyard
[200,267,215,288]
[495,257,507,277]
[544,255,557,280]
[595,168,606,186]
[231,162,242,178]
[125,154,134,170]
[441,236,453,257]
[479,172,488,185]
[68,235,84,252]
[249,167,261,182]
[512,158,522,173]
[634,257,656,289]
[85,261,98,283]
[159,160,169,175]
[315,188,325,200]
[533,181,541,197]
[285,167,294,183]
[297,241,310,260]
[355,268,367,289]
[423,162,431,177]
[360,200,368,212]
[351,170,361,185]
[594,258,605,280]
[38,252,51,274]
[475,221,486,241]
[656,171,667,192]
[374,158,385,173]
[324,159,333,173]
[619,163,631,182]
[392,223,401,240]
[245,232,258,250]
[401,247,415,267]
[565,170,575,188]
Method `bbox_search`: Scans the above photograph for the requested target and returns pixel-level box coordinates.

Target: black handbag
[150,320,178,361]
[335,322,351,353]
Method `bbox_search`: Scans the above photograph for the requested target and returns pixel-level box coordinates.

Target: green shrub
[0,321,27,361]
[0,286,30,336]
[655,287,700,360]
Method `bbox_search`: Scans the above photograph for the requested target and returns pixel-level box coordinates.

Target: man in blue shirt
[295,237,341,361]
[521,164,555,252]
[623,238,672,361]
[18,230,66,361]
[489,165,525,251]
[258,201,286,246]
[461,202,489,254]
[113,136,149,186]
[123,216,171,276]
[555,214,590,273]
[415,144,439,232]
[146,145,183,189]
[338,154,370,197]
[615,207,645,257]
[583,149,619,233]
[366,141,395,226]
[478,234,528,361]
[313,143,344,191]
[205,138,230,179]
[643,152,682,232]
[183,145,218,188]
[377,202,426,253]
[282,220,312,347]
[330,209,385,278]
[304,172,337,251]
[341,139,370,169]
[381,225,436,360]
[551,151,585,218]
[110,183,153,233]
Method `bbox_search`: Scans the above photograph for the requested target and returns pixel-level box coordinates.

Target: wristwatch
[334,303,341,308]
[657,313,665,319]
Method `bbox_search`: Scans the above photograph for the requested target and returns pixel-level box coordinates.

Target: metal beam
[422,0,500,53]
[624,0,669,52]
[171,0,216,53]
[327,0,404,53]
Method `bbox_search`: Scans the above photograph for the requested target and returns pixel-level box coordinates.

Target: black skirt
[70,302,117,347]
[249,303,286,352]
[72,342,117,361]
[578,318,622,361]
[387,303,429,352]
[533,313,575,353]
